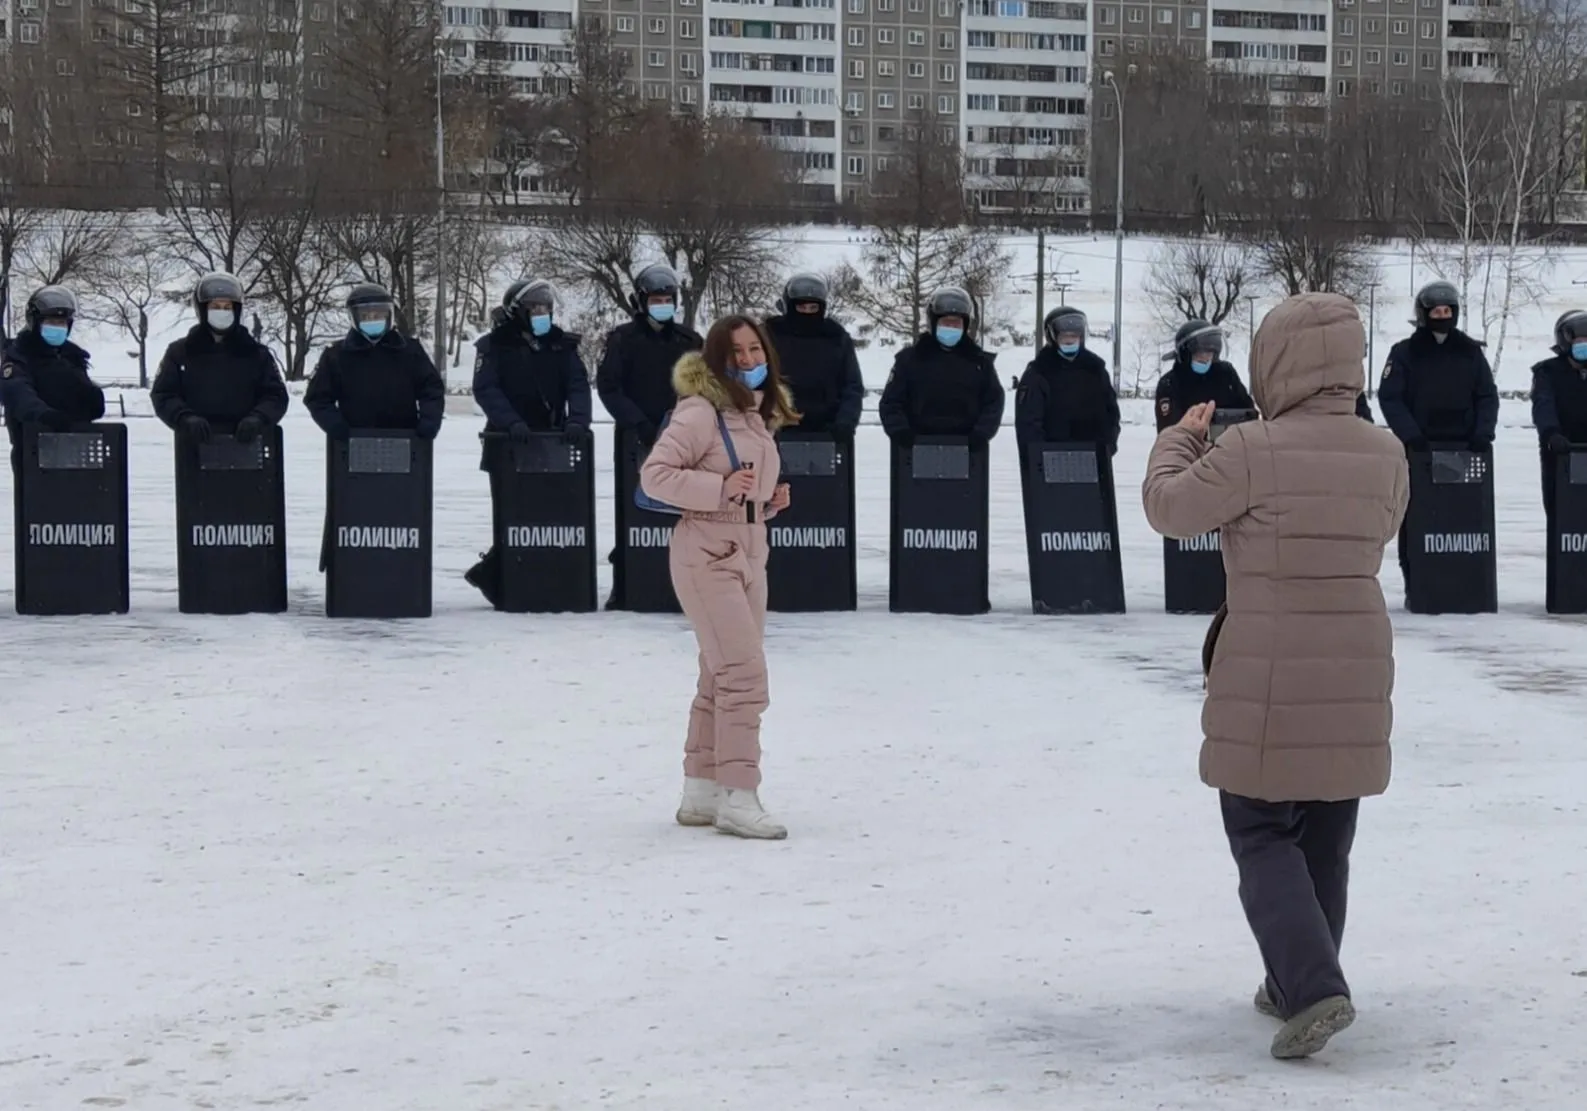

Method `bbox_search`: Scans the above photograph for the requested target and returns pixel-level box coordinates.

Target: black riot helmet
[779,272,828,315]
[501,278,531,308]
[630,263,681,316]
[1414,281,1460,332]
[1555,310,1587,354]
[346,282,397,340]
[1044,305,1088,348]
[194,271,244,330]
[512,279,556,316]
[927,285,974,328]
[25,285,78,333]
[1170,319,1223,362]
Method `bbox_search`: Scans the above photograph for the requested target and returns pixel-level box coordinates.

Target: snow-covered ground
[3,398,1585,1110]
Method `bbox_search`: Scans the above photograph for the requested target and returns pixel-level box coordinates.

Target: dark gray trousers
[1219,791,1360,1018]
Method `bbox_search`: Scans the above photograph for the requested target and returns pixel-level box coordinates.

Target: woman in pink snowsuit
[639,315,800,839]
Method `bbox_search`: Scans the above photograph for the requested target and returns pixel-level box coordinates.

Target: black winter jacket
[473,323,592,432]
[879,333,1003,441]
[303,330,445,438]
[1153,359,1254,432]
[595,315,703,440]
[1,329,105,448]
[1378,328,1499,445]
[151,324,288,432]
[1014,345,1120,454]
[763,313,865,435]
[1531,351,1587,445]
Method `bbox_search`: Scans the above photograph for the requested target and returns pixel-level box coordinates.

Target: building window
[1392,49,1408,65]
[847,156,864,175]
[1100,37,1114,55]
[878,27,895,42]
[910,0,923,9]
[846,91,863,109]
[20,21,41,41]
[1100,99,1114,119]
[878,91,895,107]
[908,30,924,44]
[648,50,665,67]
[1420,20,1434,36]
[1337,78,1350,96]
[617,15,634,30]
[878,60,896,76]
[879,0,895,9]
[939,62,955,81]
[848,26,864,44]
[939,31,955,48]
[849,0,863,9]
[649,16,666,32]
[1391,79,1405,94]
[1340,47,1353,65]
[1099,7,1115,24]
[939,0,953,13]
[1157,8,1172,23]
[908,92,925,108]
[1364,18,1380,31]
[1420,50,1435,67]
[938,94,953,114]
[1127,7,1143,22]
[850,59,865,77]
[679,18,695,37]
[1364,48,1381,64]
[1391,18,1408,33]
[908,61,925,76]
[1341,16,1354,33]
[848,125,863,142]
[1186,11,1200,28]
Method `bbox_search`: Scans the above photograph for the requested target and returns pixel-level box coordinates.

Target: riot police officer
[151,271,288,445]
[595,263,703,609]
[878,286,1003,448]
[1,286,106,472]
[763,273,864,440]
[305,284,446,572]
[1015,305,1120,455]
[1531,311,1587,607]
[1153,320,1254,432]
[465,278,594,605]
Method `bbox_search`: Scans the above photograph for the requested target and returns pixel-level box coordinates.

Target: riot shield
[616,428,680,613]
[1549,449,1587,614]
[1403,445,1497,615]
[1021,442,1125,614]
[174,427,287,615]
[324,431,433,619]
[486,430,597,613]
[15,424,130,615]
[767,430,857,612]
[888,437,990,615]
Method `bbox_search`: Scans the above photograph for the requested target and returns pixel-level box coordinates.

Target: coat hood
[672,351,796,430]
[1248,292,1365,418]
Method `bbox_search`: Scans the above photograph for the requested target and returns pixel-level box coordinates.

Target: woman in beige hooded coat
[1143,293,1410,1061]
[639,315,799,839]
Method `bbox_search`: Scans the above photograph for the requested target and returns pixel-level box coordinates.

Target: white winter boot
[714,788,787,840]
[675,777,722,827]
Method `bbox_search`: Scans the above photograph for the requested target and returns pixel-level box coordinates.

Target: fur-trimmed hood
[672,351,797,430]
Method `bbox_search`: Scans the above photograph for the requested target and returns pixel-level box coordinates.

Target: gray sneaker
[1270,995,1356,1060]
[1253,984,1282,1019]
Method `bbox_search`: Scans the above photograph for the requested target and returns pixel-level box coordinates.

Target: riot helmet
[1414,281,1460,333]
[779,272,828,316]
[1172,319,1223,362]
[194,271,244,332]
[511,279,558,337]
[1044,305,1088,350]
[26,285,78,334]
[1555,310,1587,358]
[631,263,681,323]
[346,282,396,342]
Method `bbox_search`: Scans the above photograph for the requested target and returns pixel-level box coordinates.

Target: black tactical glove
[36,409,73,432]
[563,421,588,444]
[326,419,351,443]
[1406,436,1429,453]
[968,430,989,450]
[635,421,657,449]
[508,421,533,444]
[233,415,264,444]
[890,430,914,450]
[832,423,858,441]
[1468,435,1493,453]
[415,424,439,441]
[181,414,212,444]
[1546,431,1572,454]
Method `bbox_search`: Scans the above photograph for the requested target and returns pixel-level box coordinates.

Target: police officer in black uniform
[878,286,1003,449]
[1,286,106,474]
[1015,305,1120,456]
[305,283,446,571]
[1153,320,1254,432]
[1378,281,1499,577]
[151,271,289,445]
[1531,310,1587,608]
[465,278,593,605]
[763,273,864,441]
[595,263,703,609]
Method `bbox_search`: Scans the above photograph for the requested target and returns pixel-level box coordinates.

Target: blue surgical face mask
[737,363,768,390]
[1571,341,1587,363]
[358,320,388,340]
[1190,358,1212,375]
[39,324,70,347]
[935,325,963,347]
[530,313,551,337]
[647,302,675,324]
[1058,342,1080,357]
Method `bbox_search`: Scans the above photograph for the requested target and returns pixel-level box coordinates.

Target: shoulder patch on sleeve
[1380,360,1392,379]
[1158,398,1170,416]
[2,363,12,379]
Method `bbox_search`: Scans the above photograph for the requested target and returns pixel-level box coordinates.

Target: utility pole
[1034,227,1045,366]
[432,50,448,384]
[1366,281,1380,395]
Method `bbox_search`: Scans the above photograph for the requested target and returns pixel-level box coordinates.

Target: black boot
[465,548,502,608]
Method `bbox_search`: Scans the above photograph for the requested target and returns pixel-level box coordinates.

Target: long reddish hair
[701,315,801,428]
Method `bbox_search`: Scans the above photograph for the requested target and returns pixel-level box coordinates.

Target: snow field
[1,399,1585,1110]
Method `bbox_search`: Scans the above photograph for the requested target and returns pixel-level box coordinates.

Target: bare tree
[1143,238,1252,331]
[91,221,185,388]
[17,210,128,288]
[529,19,648,207]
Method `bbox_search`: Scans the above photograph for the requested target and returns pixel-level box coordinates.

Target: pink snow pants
[670,516,769,790]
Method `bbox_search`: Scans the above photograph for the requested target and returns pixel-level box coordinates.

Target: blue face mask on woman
[1190,358,1213,375]
[1571,341,1587,363]
[936,325,964,347]
[737,363,768,390]
[1058,342,1080,357]
[39,324,70,347]
[530,313,551,337]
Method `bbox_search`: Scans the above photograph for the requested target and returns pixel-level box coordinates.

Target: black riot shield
[174,427,287,615]
[1548,450,1587,614]
[616,428,680,614]
[324,432,433,619]
[1161,410,1256,615]
[767,430,857,612]
[1404,445,1497,615]
[486,430,597,613]
[15,424,130,615]
[889,436,990,615]
[1021,442,1125,614]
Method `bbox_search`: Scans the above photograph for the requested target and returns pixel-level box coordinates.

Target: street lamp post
[1103,68,1132,392]
[433,49,448,383]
